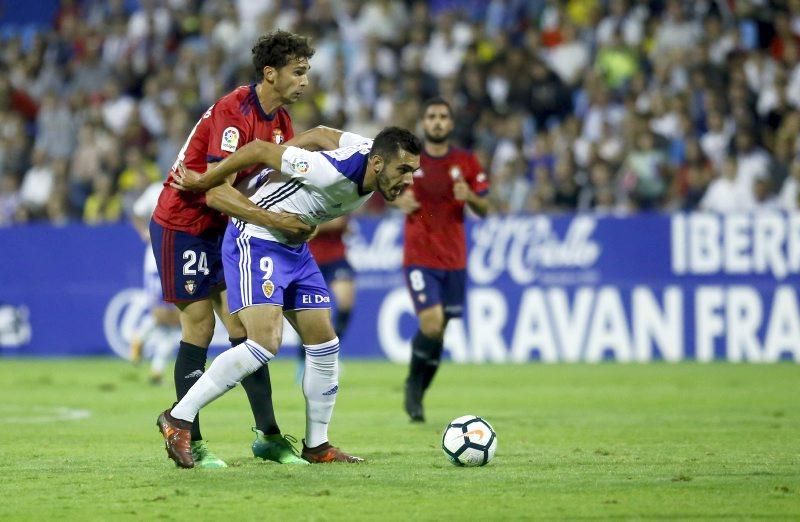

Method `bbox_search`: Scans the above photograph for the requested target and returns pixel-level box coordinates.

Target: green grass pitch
[0,358,798,520]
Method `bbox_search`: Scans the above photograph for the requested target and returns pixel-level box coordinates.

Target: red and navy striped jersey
[153,84,294,235]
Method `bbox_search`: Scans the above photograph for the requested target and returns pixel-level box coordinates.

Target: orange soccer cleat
[156,409,194,468]
[301,441,364,463]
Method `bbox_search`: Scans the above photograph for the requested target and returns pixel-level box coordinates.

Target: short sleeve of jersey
[207,105,248,163]
[338,131,370,148]
[466,153,490,196]
[281,146,343,188]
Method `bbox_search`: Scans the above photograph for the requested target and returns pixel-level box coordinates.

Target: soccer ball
[441,415,497,467]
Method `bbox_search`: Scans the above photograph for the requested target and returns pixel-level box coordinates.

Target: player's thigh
[175,299,216,346]
[284,308,336,345]
[405,266,446,336]
[441,269,467,319]
[210,287,246,339]
[149,220,226,304]
[330,279,355,311]
[283,245,335,345]
[237,305,284,354]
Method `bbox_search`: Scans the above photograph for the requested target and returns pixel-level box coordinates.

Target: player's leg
[329,260,356,339]
[330,279,355,337]
[156,298,216,468]
[148,306,181,385]
[160,304,282,468]
[132,246,161,364]
[284,308,362,463]
[150,220,227,467]
[420,269,466,394]
[403,267,447,422]
[212,289,281,435]
[283,250,362,463]
[211,288,302,464]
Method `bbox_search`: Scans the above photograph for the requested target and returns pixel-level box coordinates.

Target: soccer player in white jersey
[130,182,182,385]
[156,127,421,467]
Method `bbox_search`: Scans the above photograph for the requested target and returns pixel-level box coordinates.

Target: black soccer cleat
[404,380,425,423]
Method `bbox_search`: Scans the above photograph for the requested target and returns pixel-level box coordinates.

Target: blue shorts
[318,259,355,286]
[149,220,225,303]
[223,222,331,313]
[404,266,466,318]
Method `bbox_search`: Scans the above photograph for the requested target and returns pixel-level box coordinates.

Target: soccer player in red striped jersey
[394,98,491,422]
[150,31,315,467]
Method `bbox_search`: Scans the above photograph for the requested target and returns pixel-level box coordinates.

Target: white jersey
[233,132,374,245]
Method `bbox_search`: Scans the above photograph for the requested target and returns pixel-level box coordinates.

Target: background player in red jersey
[394,97,491,422]
[149,31,315,467]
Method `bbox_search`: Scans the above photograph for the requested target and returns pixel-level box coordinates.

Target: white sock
[150,325,180,376]
[303,337,340,448]
[171,339,273,422]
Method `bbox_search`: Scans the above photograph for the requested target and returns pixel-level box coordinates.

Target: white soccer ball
[441,415,497,467]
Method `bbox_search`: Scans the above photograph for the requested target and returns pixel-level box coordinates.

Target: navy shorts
[149,220,226,303]
[404,266,466,318]
[318,259,355,287]
[223,222,331,313]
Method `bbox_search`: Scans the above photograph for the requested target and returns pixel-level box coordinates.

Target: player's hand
[453,177,471,202]
[268,212,317,243]
[170,162,208,192]
[394,190,420,214]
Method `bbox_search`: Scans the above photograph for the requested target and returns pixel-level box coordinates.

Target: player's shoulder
[447,146,477,161]
[213,85,255,114]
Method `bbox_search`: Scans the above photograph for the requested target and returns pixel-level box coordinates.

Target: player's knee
[419,320,445,341]
[185,316,215,345]
[249,334,281,356]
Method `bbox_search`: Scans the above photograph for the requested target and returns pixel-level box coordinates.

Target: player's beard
[376,169,400,201]
[424,129,451,144]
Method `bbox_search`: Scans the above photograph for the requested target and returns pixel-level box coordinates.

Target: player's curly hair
[370,127,422,161]
[252,30,315,78]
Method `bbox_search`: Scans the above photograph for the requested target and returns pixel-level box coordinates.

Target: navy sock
[333,309,352,339]
[407,331,443,394]
[235,336,280,435]
[174,341,207,441]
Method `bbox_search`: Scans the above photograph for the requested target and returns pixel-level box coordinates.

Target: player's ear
[372,155,384,173]
[263,66,275,83]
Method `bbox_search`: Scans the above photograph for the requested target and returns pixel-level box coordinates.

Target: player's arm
[463,189,491,217]
[314,215,348,234]
[172,139,287,192]
[172,127,353,192]
[285,125,344,151]
[455,155,491,217]
[389,188,420,214]
[205,176,315,242]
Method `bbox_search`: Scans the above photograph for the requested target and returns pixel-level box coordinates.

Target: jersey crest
[272,128,285,144]
[221,127,239,152]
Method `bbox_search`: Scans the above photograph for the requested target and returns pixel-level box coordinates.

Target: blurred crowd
[1,0,799,226]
